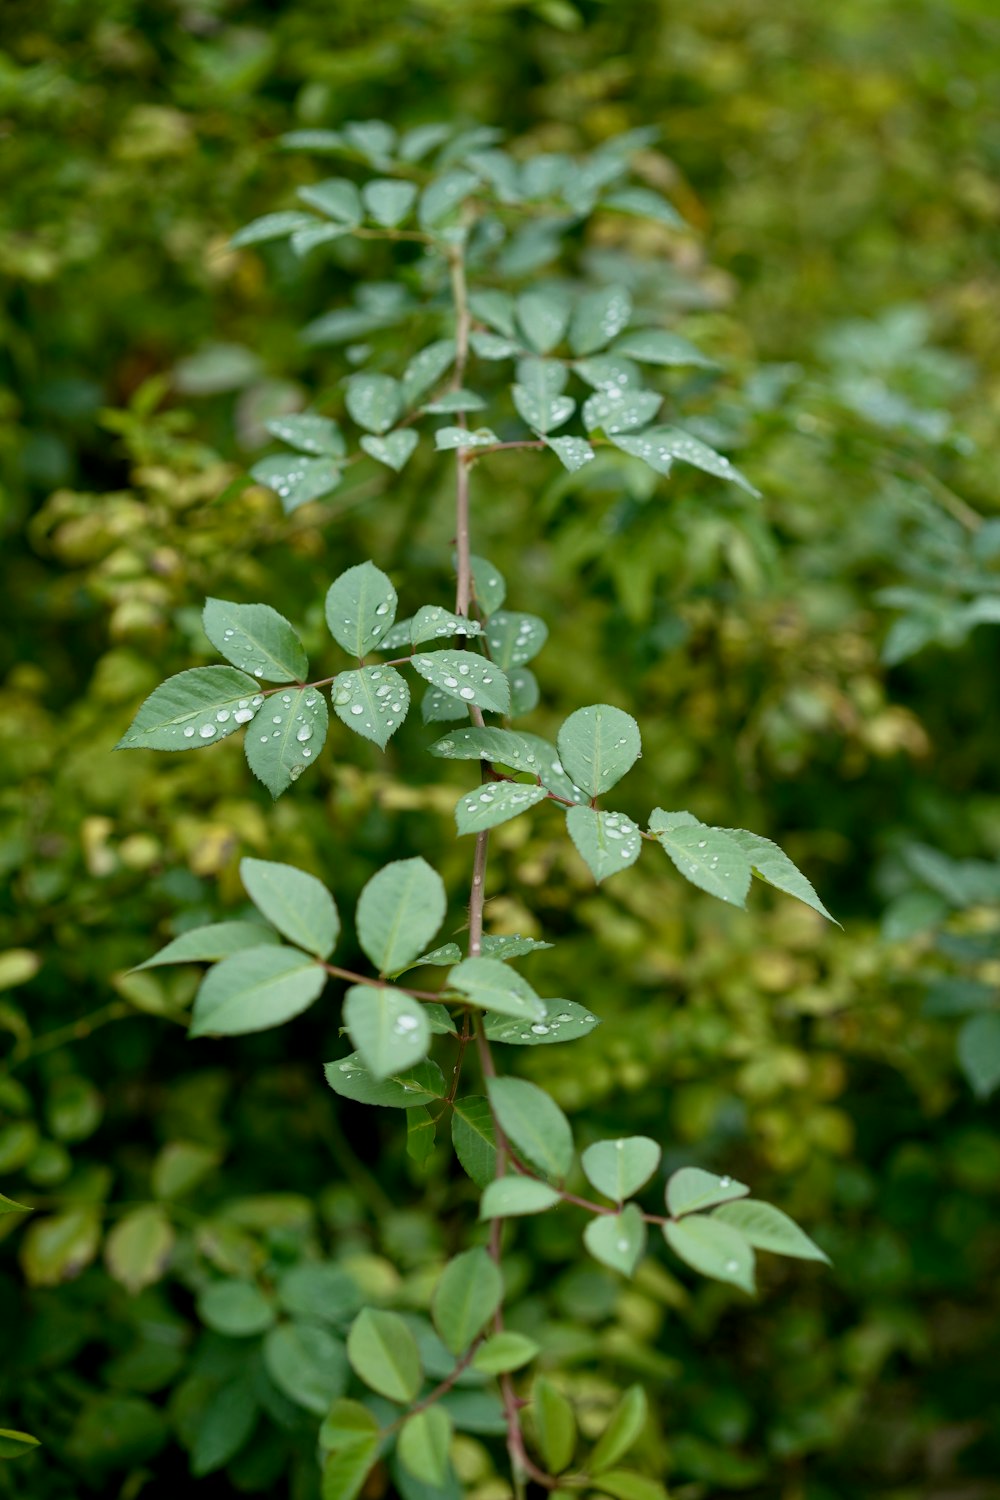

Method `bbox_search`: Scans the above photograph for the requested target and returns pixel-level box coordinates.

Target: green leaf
[569,285,632,356]
[557,705,641,797]
[589,1385,648,1473]
[470,555,507,614]
[448,957,545,1022]
[279,1263,362,1325]
[567,806,642,883]
[958,1012,1000,1098]
[356,857,447,975]
[484,611,548,669]
[624,426,759,495]
[231,210,316,247]
[425,388,487,414]
[455,781,548,835]
[332,666,410,747]
[583,387,661,434]
[190,1378,257,1477]
[408,606,483,646]
[363,178,418,227]
[516,288,571,353]
[265,412,345,456]
[487,1076,573,1179]
[411,650,510,714]
[398,1407,453,1487]
[512,378,575,434]
[264,1321,348,1415]
[198,1279,275,1336]
[611,329,716,367]
[471,330,521,359]
[189,948,325,1037]
[403,340,455,405]
[250,453,341,512]
[590,1471,668,1500]
[280,128,345,152]
[116,667,262,752]
[435,425,499,450]
[0,1430,40,1460]
[575,354,643,391]
[245,683,329,796]
[666,1167,749,1218]
[326,561,398,656]
[485,997,599,1047]
[345,373,402,434]
[292,221,353,256]
[347,1307,421,1403]
[472,1331,540,1374]
[203,599,308,683]
[322,1435,379,1500]
[582,1137,661,1202]
[480,1176,560,1219]
[19,1208,101,1286]
[649,813,752,907]
[583,1205,646,1276]
[344,985,430,1081]
[509,667,540,717]
[452,1097,497,1188]
[602,186,685,227]
[713,1200,830,1263]
[547,436,595,471]
[422,686,468,723]
[469,289,516,337]
[344,119,396,164]
[297,177,362,224]
[325,1053,445,1108]
[722,829,838,923]
[663,1215,756,1294]
[432,1247,503,1355]
[152,1141,222,1200]
[407,1106,437,1168]
[419,168,478,228]
[104,1205,174,1294]
[533,1377,576,1473]
[319,1397,379,1452]
[360,429,419,471]
[429,725,549,772]
[0,1192,33,1216]
[134,921,280,969]
[239,858,338,958]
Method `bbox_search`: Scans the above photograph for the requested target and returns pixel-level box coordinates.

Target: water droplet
[183,726,195,738]
[224,628,235,637]
[530,1023,550,1035]
[251,696,264,707]
[443,676,459,688]
[459,687,475,700]
[616,1238,630,1253]
[725,1259,739,1273]
[302,748,312,757]
[296,725,313,742]
[719,1175,731,1187]
[199,724,216,738]
[394,1014,420,1034]
[253,668,264,678]
[272,715,283,724]
[216,709,231,723]
[350,704,364,715]
[375,602,390,616]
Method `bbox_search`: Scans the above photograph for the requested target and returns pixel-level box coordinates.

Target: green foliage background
[2,1,999,1496]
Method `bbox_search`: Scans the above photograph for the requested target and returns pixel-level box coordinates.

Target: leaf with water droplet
[720,829,838,924]
[547,436,595,471]
[583,387,661,435]
[250,454,342,513]
[469,288,516,337]
[435,425,499,451]
[663,1214,755,1294]
[421,686,467,724]
[245,686,329,797]
[362,178,418,227]
[557,704,641,797]
[508,666,539,717]
[265,413,345,457]
[484,996,597,1047]
[666,1167,750,1218]
[648,812,752,907]
[566,806,642,883]
[620,425,759,495]
[446,957,545,1023]
[516,287,571,354]
[470,555,506,615]
[359,429,418,472]
[418,168,478,230]
[574,354,643,391]
[402,340,455,405]
[407,605,483,646]
[470,331,521,360]
[325,561,398,657]
[325,1052,446,1109]
[231,211,317,248]
[203,599,308,684]
[411,651,510,715]
[332,666,409,749]
[343,985,430,1081]
[584,1204,646,1276]
[602,186,685,229]
[116,667,261,752]
[455,781,548,835]
[424,388,487,414]
[713,1200,830,1263]
[582,1137,661,1202]
[611,329,717,367]
[345,373,402,435]
[297,177,362,225]
[485,611,548,669]
[569,284,632,356]
[479,1176,560,1219]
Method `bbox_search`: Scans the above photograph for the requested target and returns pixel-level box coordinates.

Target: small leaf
[480,1176,560,1219]
[469,289,516,337]
[602,186,685,228]
[245,684,328,796]
[398,1407,452,1487]
[435,425,499,450]
[419,168,478,228]
[485,997,599,1047]
[589,1385,648,1473]
[152,1141,221,1200]
[0,1430,40,1459]
[421,686,468,723]
[473,1331,539,1374]
[575,354,643,391]
[190,1379,257,1477]
[321,1436,378,1500]
[325,1053,446,1109]
[231,211,316,247]
[325,561,398,657]
[408,605,483,645]
[264,1322,349,1415]
[320,1399,379,1452]
[470,555,507,614]
[347,1308,421,1403]
[722,829,838,923]
[363,178,418,227]
[117,667,261,752]
[663,1214,756,1294]
[957,1013,1000,1099]
[509,667,539,717]
[583,387,661,435]
[345,373,402,434]
[250,453,341,512]
[452,1097,497,1188]
[611,329,716,367]
[713,1200,830,1263]
[448,957,545,1022]
[203,600,308,683]
[344,119,397,164]
[432,1247,503,1355]
[649,813,752,908]
[198,1279,275,1336]
[403,339,455,405]
[567,806,642,883]
[557,705,641,797]
[666,1167,749,1218]
[485,611,548,669]
[240,858,339,958]
[424,388,487,414]
[487,1076,573,1179]
[455,781,548,835]
[583,1205,646,1276]
[582,1137,661,1202]
[134,921,279,969]
[280,128,345,152]
[189,948,326,1037]
[360,429,419,471]
[411,650,510,714]
[265,413,346,456]
[332,666,410,748]
[0,1193,33,1216]
[569,285,632,356]
[104,1205,174,1295]
[20,1209,100,1286]
[534,1377,576,1473]
[279,1265,362,1325]
[547,436,595,471]
[516,288,571,353]
[292,222,353,256]
[357,857,447,975]
[471,331,521,360]
[344,985,430,1081]
[590,1474,669,1500]
[297,177,362,224]
[628,425,759,496]
[512,381,575,434]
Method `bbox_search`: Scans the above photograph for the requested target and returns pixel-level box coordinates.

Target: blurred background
[2,1,1000,1497]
